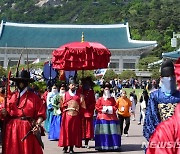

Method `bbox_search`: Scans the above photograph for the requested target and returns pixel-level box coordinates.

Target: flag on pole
[32,58,40,64]
[94,69,107,77]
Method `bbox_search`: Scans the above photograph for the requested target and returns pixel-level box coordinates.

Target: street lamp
[171,32,180,48]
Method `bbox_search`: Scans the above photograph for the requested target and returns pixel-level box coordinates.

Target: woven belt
[11,116,33,121]
[64,108,79,112]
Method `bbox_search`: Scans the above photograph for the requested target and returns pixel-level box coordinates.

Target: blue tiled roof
[162,48,180,59]
[0,21,157,49]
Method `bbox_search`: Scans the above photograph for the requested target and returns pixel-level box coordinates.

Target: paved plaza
[42,121,145,154]
[0,104,146,154]
[42,105,146,154]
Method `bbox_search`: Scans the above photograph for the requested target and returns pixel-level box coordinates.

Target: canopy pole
[81,32,84,42]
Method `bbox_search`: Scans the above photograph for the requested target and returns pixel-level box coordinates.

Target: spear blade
[16,51,23,77]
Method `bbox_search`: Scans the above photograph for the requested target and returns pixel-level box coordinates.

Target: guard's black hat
[60,82,66,88]
[102,82,112,89]
[68,77,76,85]
[10,70,34,83]
[161,59,175,77]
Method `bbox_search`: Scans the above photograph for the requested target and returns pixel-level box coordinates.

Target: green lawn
[93,85,143,100]
[123,88,143,100]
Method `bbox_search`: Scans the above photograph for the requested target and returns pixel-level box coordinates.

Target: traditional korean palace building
[0,20,157,73]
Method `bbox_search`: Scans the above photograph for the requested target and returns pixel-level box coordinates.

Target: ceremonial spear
[2,48,22,153]
[20,50,44,149]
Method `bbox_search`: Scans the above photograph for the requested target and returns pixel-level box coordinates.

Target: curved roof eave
[111,44,157,51]
[0,20,158,50]
[4,21,128,29]
[0,20,4,38]
[0,46,56,50]
[162,48,180,59]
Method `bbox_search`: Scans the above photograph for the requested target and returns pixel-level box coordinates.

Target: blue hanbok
[48,94,62,140]
[143,88,180,141]
[44,91,58,133]
[95,119,121,151]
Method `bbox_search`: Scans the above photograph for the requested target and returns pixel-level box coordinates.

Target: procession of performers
[0,53,180,154]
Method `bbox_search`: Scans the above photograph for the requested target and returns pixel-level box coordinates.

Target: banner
[32,58,40,64]
[94,69,107,77]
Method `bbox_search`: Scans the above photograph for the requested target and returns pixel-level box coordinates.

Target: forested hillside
[0,0,179,68]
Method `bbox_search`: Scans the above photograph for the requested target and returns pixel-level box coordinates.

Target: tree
[30,81,47,93]
[77,70,96,81]
[137,57,160,70]
[119,70,136,80]
[10,62,45,76]
[151,69,160,80]
[103,69,117,81]
[0,66,6,77]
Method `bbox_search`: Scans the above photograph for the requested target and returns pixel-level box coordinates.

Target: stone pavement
[0,104,146,154]
[42,120,146,154]
[43,104,146,154]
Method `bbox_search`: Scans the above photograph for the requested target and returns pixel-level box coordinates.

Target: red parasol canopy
[52,41,111,70]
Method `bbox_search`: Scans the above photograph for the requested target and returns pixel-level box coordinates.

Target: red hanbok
[2,89,46,154]
[147,103,180,154]
[58,91,85,147]
[82,89,96,139]
[41,90,49,104]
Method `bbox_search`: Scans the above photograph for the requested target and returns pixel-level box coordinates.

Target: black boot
[85,138,90,149]
[63,146,68,153]
[69,146,74,153]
